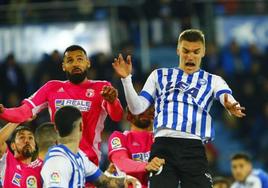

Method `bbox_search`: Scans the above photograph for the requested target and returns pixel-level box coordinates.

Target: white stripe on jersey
[41,145,101,188]
[140,68,231,141]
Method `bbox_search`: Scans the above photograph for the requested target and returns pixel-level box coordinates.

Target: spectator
[230,152,268,188]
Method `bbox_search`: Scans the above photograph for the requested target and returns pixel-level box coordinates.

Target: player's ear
[176,48,180,56]
[62,62,66,71]
[79,121,83,132]
[202,46,206,57]
[87,60,91,68]
[10,142,16,151]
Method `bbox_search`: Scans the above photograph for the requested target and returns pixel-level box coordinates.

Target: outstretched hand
[112,54,132,78]
[224,94,246,118]
[101,86,118,103]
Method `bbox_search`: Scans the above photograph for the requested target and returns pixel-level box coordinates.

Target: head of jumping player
[62,45,90,84]
[177,29,206,74]
[126,106,154,131]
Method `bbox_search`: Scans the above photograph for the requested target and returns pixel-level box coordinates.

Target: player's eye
[67,59,73,64]
[194,50,200,54]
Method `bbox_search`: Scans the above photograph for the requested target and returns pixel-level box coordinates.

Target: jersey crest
[111,137,122,149]
[26,176,37,188]
[86,89,95,98]
[49,171,61,184]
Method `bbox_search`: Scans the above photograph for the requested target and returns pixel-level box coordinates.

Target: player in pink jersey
[0,123,43,188]
[108,107,165,188]
[0,45,124,165]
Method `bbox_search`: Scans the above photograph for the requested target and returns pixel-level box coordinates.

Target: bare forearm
[0,122,19,155]
[0,122,19,142]
[94,175,125,188]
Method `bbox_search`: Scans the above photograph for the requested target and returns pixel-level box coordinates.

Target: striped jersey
[231,169,268,188]
[41,144,102,188]
[139,68,232,141]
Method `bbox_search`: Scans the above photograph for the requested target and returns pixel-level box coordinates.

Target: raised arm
[0,122,19,157]
[112,54,151,115]
[101,85,123,122]
[0,104,33,123]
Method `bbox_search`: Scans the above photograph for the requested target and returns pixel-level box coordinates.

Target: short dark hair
[63,45,87,56]
[231,152,251,162]
[179,29,205,44]
[9,125,38,159]
[35,122,58,150]
[54,106,82,137]
[10,125,35,143]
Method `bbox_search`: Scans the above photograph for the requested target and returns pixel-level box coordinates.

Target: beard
[66,70,87,84]
[17,144,36,158]
[134,119,152,129]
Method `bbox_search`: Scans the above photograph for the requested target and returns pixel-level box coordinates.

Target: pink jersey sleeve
[101,82,123,122]
[108,131,127,157]
[23,81,54,114]
[103,98,123,122]
[110,150,147,176]
[0,104,32,123]
[0,81,55,123]
[108,132,147,178]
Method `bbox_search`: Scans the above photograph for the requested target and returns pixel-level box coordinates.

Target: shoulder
[252,169,268,181]
[29,158,43,168]
[245,172,262,186]
[108,131,127,150]
[42,156,70,171]
[109,131,125,139]
[44,146,70,162]
[109,131,126,144]
[42,80,67,89]
[89,80,111,86]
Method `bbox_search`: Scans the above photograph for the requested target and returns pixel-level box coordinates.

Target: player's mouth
[72,68,82,74]
[23,144,33,150]
[185,62,196,67]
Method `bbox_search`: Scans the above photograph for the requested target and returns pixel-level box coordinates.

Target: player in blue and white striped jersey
[231,153,268,188]
[113,29,246,188]
[41,106,138,188]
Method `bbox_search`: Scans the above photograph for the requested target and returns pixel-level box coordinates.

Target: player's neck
[59,137,80,154]
[131,124,151,131]
[15,155,32,164]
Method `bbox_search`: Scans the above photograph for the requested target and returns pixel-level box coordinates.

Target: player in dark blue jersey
[113,29,246,188]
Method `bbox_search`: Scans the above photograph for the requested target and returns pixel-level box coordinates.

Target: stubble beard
[66,71,87,84]
[17,144,36,158]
